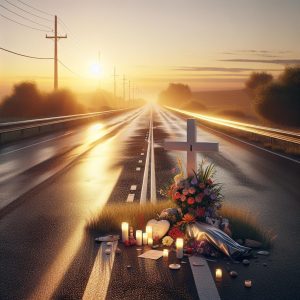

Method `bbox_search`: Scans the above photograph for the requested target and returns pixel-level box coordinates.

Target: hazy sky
[1,0,300,99]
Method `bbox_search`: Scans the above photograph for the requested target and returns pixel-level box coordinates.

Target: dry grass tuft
[87,201,175,234]
[87,202,274,249]
[220,205,275,249]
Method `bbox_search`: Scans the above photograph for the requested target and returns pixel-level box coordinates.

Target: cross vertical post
[164,118,219,177]
[187,119,197,177]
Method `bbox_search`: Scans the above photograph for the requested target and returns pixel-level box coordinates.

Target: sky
[1,0,300,100]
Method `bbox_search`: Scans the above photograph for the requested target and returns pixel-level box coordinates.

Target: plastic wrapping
[186,222,252,259]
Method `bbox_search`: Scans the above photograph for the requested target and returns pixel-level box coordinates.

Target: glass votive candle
[163,249,169,257]
[148,238,153,246]
[215,268,222,281]
[146,225,153,239]
[143,232,148,245]
[244,280,252,288]
[176,238,184,259]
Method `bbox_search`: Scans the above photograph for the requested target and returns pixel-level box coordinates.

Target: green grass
[86,201,274,249]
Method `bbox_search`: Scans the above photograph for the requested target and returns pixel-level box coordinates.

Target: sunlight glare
[89,63,103,77]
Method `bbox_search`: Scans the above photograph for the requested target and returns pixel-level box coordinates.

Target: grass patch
[220,205,275,249]
[87,201,274,249]
[87,201,175,234]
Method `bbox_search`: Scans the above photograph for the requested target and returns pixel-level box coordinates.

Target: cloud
[219,59,300,65]
[172,66,281,73]
[221,50,293,58]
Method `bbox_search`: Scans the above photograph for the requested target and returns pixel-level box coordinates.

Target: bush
[256,68,300,127]
[159,83,192,106]
[0,82,86,118]
[0,82,44,118]
[44,89,85,116]
[245,72,273,91]
[245,67,300,127]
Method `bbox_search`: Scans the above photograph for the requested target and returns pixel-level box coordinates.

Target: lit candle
[163,249,169,257]
[121,222,129,242]
[148,238,153,246]
[143,232,148,245]
[244,280,252,288]
[215,268,222,281]
[136,230,143,246]
[176,238,184,259]
[146,226,153,239]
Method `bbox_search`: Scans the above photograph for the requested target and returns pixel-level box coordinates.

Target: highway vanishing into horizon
[0,105,299,300]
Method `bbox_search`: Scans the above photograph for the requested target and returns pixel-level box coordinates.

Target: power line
[0,47,81,78]
[0,46,53,59]
[0,4,52,30]
[15,0,53,17]
[0,13,51,32]
[3,0,52,22]
[58,59,81,78]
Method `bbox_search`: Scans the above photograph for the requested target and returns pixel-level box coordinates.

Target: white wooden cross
[164,119,219,177]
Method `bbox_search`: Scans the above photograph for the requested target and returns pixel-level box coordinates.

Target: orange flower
[182,213,196,224]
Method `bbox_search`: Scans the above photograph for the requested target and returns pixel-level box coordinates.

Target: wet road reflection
[158,106,300,299]
[0,107,149,299]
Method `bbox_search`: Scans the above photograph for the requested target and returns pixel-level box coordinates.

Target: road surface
[0,105,299,299]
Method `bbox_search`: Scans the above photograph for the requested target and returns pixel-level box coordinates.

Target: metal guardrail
[0,108,132,145]
[165,106,300,145]
[0,108,130,134]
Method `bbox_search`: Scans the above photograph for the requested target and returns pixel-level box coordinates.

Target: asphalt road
[0,105,299,299]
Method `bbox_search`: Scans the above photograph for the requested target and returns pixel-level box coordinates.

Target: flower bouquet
[158,160,251,258]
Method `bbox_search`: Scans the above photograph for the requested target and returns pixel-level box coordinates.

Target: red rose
[168,227,185,240]
[182,189,189,195]
[207,178,213,185]
[195,193,204,203]
[180,195,187,202]
[188,187,196,194]
[174,192,181,199]
[187,197,195,205]
[196,207,205,217]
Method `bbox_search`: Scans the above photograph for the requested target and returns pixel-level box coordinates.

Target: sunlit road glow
[165,106,300,145]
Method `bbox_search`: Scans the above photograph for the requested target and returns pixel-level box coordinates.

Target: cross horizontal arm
[46,35,67,39]
[192,142,219,152]
[164,141,189,151]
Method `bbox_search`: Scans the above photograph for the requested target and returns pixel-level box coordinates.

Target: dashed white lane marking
[138,160,143,163]
[82,241,118,300]
[141,152,144,155]
[189,256,220,300]
[126,193,135,202]
[130,185,137,191]
[136,167,141,171]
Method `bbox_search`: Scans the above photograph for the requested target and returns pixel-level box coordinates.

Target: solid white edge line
[189,256,220,300]
[150,109,157,203]
[199,122,300,165]
[0,131,73,156]
[140,117,152,203]
[82,241,118,300]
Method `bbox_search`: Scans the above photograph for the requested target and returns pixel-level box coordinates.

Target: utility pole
[46,15,67,90]
[113,66,119,107]
[123,74,126,106]
[132,84,135,106]
[98,51,101,89]
[128,80,131,107]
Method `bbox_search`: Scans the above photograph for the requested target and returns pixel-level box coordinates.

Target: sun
[89,63,103,77]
